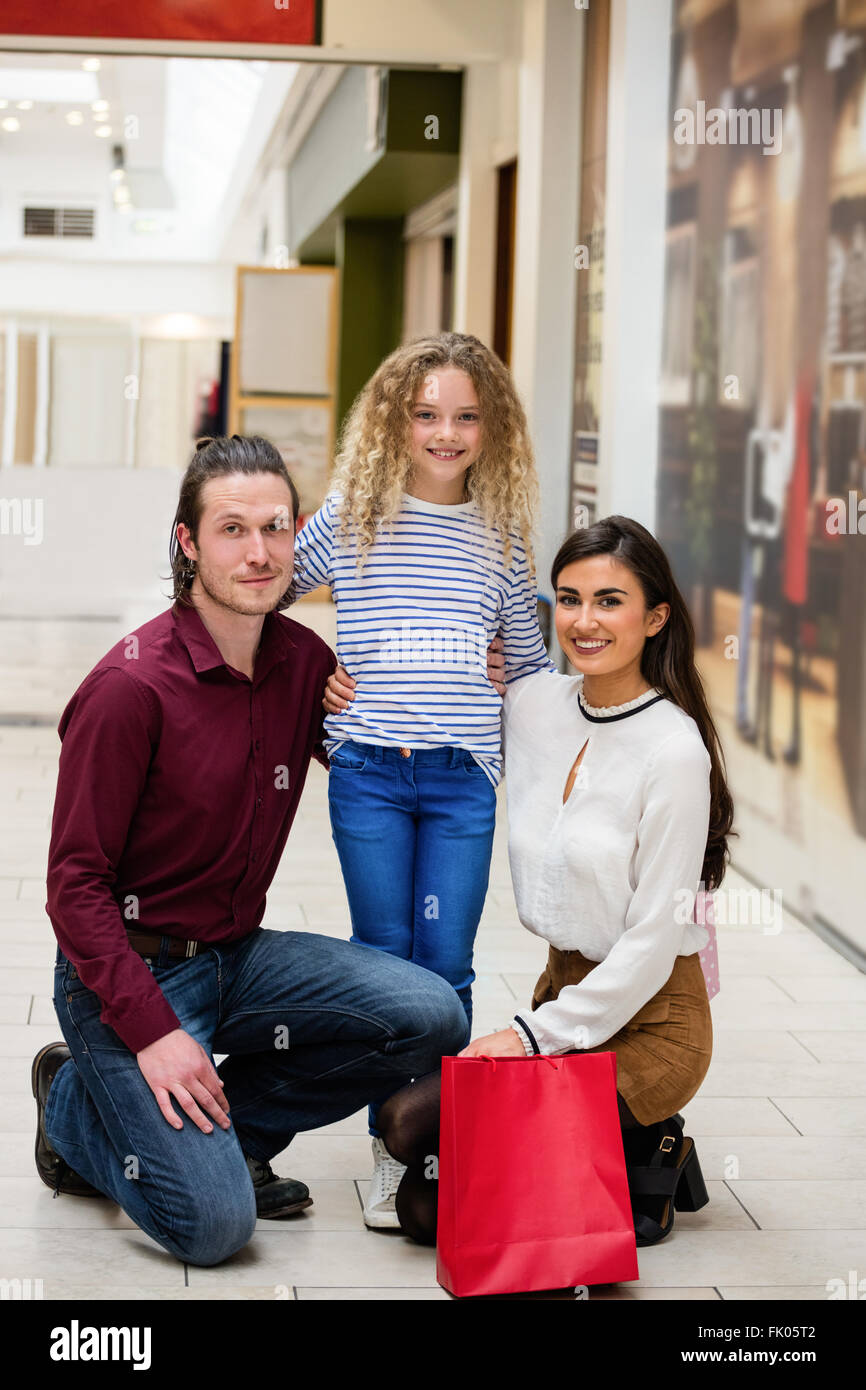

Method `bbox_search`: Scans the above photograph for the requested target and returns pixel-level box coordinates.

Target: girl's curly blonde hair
[332,332,538,574]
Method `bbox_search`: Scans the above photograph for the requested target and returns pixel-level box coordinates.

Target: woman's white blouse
[504,669,711,1055]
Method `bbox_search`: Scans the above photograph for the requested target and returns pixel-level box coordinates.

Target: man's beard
[195,562,284,616]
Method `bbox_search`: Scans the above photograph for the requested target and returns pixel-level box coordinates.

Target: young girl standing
[292,332,552,1226]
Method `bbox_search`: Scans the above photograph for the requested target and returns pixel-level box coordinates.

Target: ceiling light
[1,116,20,132]
[82,58,101,72]
[109,166,125,182]
[0,100,7,109]
[0,69,98,103]
[16,100,33,110]
[94,125,112,138]
[91,99,109,113]
[66,111,84,126]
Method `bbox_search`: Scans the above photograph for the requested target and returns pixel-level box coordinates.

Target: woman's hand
[459,1027,527,1059]
[323,665,356,714]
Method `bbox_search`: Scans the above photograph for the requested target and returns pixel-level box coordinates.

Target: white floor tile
[768,1098,866,1137]
[700,1061,866,1097]
[185,1230,440,1289]
[793,1033,866,1063]
[682,1098,802,1137]
[0,996,31,1025]
[296,1285,451,1300]
[633,1230,866,1288]
[691,1137,866,1181]
[727,1180,866,1231]
[0,1228,188,1286]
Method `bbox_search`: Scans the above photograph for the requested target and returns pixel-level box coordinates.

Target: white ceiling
[0,51,296,259]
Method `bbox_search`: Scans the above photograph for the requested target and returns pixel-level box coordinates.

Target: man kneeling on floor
[33,434,468,1267]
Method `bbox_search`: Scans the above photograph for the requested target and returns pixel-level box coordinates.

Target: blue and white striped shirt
[293,492,553,784]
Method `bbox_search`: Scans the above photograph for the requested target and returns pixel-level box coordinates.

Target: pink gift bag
[695,889,720,999]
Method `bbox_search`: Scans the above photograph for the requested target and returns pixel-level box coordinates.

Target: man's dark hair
[169,434,301,609]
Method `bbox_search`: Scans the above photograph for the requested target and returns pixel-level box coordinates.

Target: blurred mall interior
[0,0,865,1302]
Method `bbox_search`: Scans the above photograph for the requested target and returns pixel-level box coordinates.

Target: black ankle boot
[625,1115,708,1246]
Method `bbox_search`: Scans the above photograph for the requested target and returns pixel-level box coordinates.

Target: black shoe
[31,1043,105,1198]
[625,1116,708,1246]
[245,1156,313,1218]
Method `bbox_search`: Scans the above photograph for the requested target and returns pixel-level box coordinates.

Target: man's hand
[323,665,356,714]
[459,1027,527,1059]
[486,636,506,696]
[137,1028,231,1133]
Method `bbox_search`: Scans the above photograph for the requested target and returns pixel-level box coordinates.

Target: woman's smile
[569,636,612,657]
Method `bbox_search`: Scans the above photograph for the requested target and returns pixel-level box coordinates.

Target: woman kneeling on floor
[378,514,734,1248]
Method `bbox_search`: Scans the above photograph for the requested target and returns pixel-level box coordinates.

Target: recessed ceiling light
[82,58,101,72]
[1,116,21,132]
[91,99,109,113]
[0,100,7,109]
[94,125,112,138]
[66,111,84,126]
[15,100,33,110]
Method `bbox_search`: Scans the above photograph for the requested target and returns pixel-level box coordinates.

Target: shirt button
[399,747,411,758]
[256,797,263,807]
[255,740,261,751]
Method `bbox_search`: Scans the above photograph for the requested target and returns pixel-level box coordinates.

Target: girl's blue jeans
[327,741,498,1135]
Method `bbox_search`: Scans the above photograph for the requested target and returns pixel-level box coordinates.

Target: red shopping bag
[436,1052,638,1298]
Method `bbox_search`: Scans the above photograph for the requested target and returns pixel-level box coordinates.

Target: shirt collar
[171,601,296,679]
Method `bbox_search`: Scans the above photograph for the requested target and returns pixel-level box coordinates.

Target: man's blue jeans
[45,927,469,1267]
[327,742,497,1132]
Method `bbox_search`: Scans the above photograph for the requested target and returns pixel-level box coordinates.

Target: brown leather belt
[125,929,201,960]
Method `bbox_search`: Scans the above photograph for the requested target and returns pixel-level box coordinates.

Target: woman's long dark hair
[551,516,735,889]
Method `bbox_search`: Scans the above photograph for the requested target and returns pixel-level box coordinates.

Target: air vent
[23,207,95,238]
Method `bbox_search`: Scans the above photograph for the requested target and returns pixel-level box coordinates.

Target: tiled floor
[1,606,864,1301]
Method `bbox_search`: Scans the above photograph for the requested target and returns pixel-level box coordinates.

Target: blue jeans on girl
[327,741,498,1133]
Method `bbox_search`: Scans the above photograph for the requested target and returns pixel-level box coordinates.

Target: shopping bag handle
[476,1055,561,1071]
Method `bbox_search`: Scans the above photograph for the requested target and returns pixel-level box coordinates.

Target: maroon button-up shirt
[45,601,336,1052]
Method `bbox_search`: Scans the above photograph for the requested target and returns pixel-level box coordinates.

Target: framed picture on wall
[238,400,332,518]
[230,266,339,519]
[235,267,337,398]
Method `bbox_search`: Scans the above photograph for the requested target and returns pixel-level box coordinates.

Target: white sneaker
[362,1137,406,1229]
